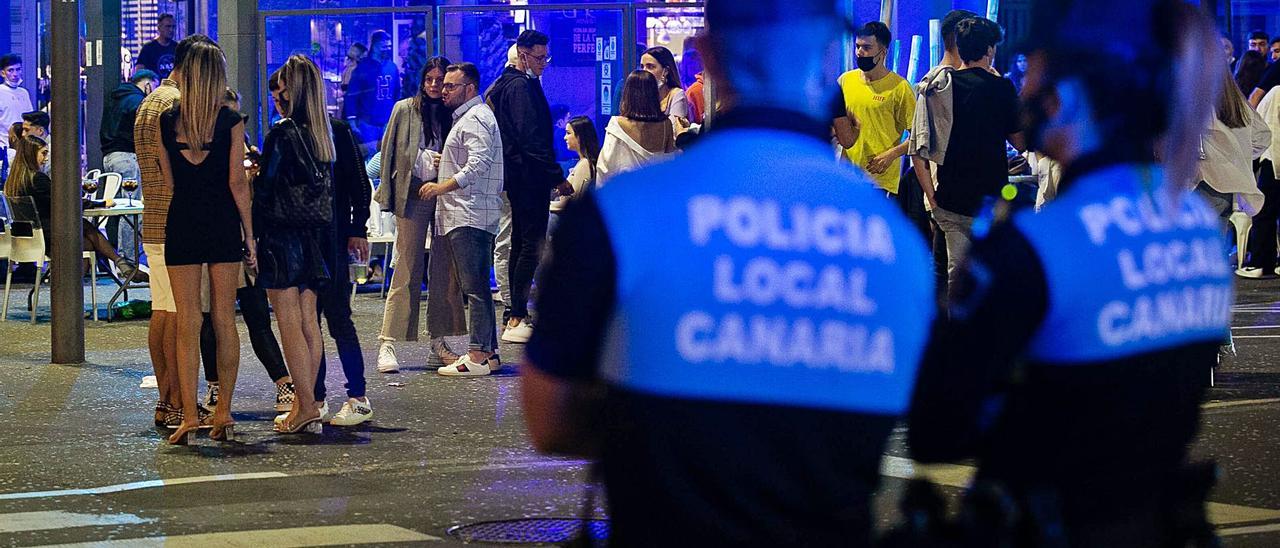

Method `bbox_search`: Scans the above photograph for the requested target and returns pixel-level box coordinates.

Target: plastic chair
[1,195,98,322]
[0,194,10,261]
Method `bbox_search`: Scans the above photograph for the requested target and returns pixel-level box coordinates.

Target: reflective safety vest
[1014,164,1233,364]
[592,127,935,415]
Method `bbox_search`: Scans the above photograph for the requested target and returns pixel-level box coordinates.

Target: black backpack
[261,118,333,228]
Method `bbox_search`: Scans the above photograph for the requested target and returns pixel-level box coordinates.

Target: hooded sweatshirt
[101,82,146,155]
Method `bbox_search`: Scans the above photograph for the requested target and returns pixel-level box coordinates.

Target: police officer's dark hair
[157,13,175,24]
[941,10,978,51]
[1249,30,1268,42]
[174,34,216,74]
[446,62,481,86]
[1028,0,1219,190]
[516,30,550,49]
[131,69,159,85]
[857,21,892,49]
[956,18,1002,63]
[0,54,21,70]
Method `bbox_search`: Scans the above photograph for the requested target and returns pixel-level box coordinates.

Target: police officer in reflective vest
[908,1,1231,546]
[520,1,934,545]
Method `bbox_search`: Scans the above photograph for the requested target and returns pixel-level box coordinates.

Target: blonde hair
[281,54,335,163]
[172,39,227,151]
[1217,61,1253,130]
[4,135,45,200]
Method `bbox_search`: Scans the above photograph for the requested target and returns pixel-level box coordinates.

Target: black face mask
[856,54,879,72]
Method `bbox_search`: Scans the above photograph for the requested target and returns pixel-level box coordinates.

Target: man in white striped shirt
[418,62,505,376]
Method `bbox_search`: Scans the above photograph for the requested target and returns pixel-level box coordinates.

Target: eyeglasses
[441,82,473,92]
[522,51,552,65]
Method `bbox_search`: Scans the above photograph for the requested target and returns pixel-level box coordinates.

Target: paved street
[0,280,1277,546]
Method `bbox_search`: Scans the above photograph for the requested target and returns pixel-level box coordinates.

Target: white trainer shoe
[438,355,492,377]
[1236,267,1271,279]
[500,320,534,343]
[329,398,374,426]
[377,341,400,373]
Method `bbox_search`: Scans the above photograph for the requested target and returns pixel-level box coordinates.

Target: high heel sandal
[168,422,199,445]
[154,402,173,428]
[275,415,323,434]
[210,422,237,442]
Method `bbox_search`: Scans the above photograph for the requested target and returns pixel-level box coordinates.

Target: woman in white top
[641,46,688,120]
[1199,63,1270,278]
[597,70,677,184]
[551,115,601,214]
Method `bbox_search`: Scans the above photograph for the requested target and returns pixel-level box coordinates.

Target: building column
[218,1,259,141]
[84,0,122,171]
[51,0,86,364]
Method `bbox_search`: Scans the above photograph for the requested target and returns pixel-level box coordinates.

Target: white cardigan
[1198,106,1271,215]
[596,117,673,185]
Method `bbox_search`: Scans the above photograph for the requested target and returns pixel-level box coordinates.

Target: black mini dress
[161,107,245,266]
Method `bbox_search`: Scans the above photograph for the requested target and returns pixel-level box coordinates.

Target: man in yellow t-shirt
[836,21,915,194]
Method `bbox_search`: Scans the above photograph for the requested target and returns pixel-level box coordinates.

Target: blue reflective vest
[1014,164,1233,364]
[592,127,934,415]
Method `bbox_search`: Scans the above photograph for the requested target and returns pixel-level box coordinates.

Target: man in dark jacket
[485,29,571,343]
[343,30,399,156]
[316,117,375,426]
[100,69,157,255]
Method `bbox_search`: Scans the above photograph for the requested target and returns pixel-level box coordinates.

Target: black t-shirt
[934,68,1020,217]
[137,39,177,79]
[527,188,896,547]
[1255,61,1280,97]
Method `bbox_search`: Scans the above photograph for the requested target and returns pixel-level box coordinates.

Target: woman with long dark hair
[158,38,252,444]
[640,46,688,119]
[372,56,467,372]
[1234,50,1267,98]
[255,54,335,435]
[550,115,600,215]
[597,70,676,184]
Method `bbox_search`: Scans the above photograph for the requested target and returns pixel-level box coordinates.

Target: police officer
[520,1,934,545]
[908,1,1231,546]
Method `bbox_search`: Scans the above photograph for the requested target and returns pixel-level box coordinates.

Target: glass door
[438,4,629,168]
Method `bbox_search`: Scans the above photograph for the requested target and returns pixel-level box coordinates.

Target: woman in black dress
[158,39,254,444]
[255,54,335,435]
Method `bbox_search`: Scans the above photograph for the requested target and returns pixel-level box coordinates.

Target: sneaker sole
[330,414,373,427]
[438,369,491,377]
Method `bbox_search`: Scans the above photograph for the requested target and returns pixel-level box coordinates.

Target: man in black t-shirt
[136,14,178,79]
[1250,59,1280,108]
[927,17,1023,302]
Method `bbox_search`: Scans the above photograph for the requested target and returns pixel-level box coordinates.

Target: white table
[83,199,145,320]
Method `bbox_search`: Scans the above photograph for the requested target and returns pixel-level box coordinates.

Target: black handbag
[263,119,333,228]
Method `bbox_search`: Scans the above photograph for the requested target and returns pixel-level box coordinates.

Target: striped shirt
[135,79,179,245]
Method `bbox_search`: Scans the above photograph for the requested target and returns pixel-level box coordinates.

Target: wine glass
[121,178,139,202]
[81,178,99,199]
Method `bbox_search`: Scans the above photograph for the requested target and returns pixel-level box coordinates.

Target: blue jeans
[316,232,367,400]
[103,152,141,257]
[434,226,498,353]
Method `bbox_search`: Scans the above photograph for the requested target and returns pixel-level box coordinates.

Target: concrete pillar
[51,0,86,364]
[84,0,122,171]
[218,1,259,141]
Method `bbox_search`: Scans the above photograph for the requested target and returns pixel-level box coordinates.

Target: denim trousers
[434,226,498,353]
[317,231,367,400]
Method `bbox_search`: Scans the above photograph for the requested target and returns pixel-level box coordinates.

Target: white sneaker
[329,398,374,426]
[139,376,158,389]
[275,400,330,425]
[500,320,534,343]
[1236,267,1271,279]
[377,341,400,373]
[438,355,491,377]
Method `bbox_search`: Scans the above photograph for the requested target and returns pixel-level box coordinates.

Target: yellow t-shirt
[837,69,916,193]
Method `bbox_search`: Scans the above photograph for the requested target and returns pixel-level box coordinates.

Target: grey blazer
[374,98,427,218]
